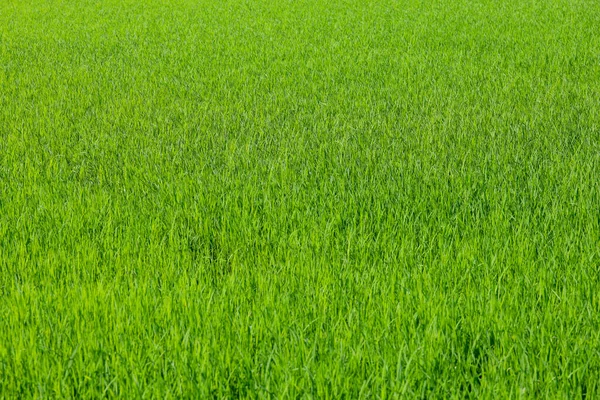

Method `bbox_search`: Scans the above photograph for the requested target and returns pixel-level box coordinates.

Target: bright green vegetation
[1,0,600,397]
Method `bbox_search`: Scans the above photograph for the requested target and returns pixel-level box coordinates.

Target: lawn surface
[1,0,600,397]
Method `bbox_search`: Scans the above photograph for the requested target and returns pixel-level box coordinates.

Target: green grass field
[1,0,600,397]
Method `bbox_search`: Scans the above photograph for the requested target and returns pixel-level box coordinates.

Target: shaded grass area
[1,0,600,397]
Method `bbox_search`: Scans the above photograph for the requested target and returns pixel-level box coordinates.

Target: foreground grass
[1,0,600,397]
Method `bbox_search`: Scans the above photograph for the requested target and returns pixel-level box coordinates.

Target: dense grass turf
[1,0,600,397]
